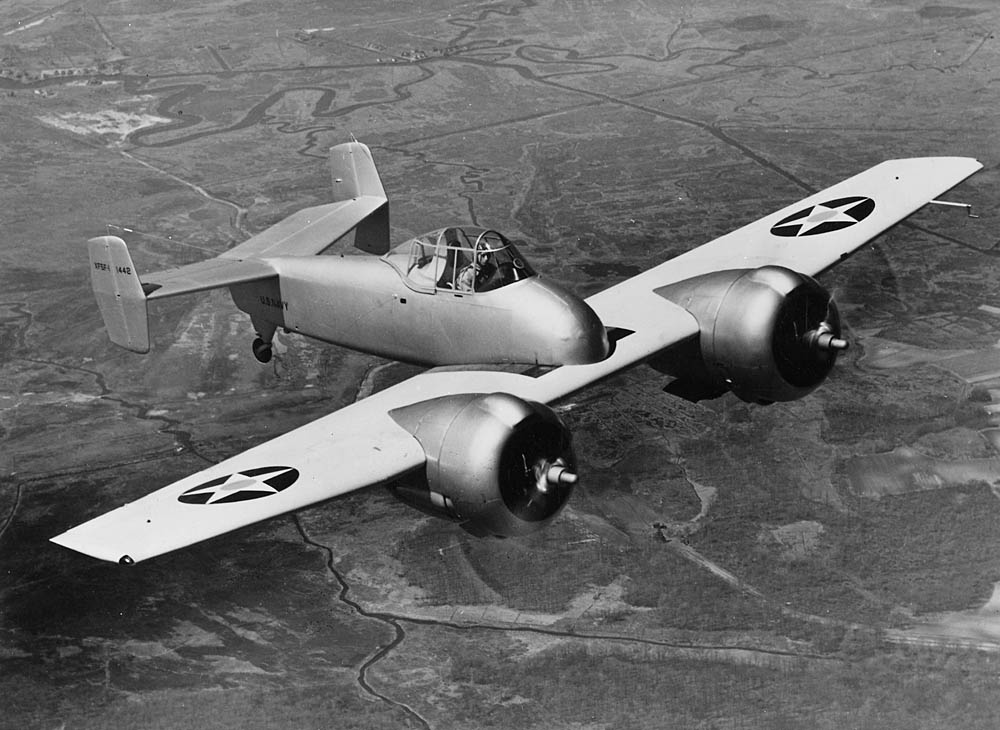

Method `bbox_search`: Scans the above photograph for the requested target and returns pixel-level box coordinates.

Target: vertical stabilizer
[88,236,150,353]
[330,141,385,201]
[329,142,390,255]
[353,203,390,255]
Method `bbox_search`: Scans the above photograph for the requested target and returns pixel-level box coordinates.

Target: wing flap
[51,410,425,563]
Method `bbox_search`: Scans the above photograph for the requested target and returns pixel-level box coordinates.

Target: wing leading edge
[55,155,981,563]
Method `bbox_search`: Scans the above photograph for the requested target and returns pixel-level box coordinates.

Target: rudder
[88,235,150,353]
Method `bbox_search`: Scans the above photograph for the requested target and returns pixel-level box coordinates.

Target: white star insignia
[797,202,865,235]
[770,196,875,238]
[182,474,281,504]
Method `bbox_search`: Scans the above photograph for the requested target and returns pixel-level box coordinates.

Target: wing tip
[886,156,983,171]
[50,531,138,565]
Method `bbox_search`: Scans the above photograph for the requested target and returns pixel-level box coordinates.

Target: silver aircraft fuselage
[229,228,609,367]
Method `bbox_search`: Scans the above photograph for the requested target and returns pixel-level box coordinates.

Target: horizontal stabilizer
[221,200,386,259]
[143,257,276,301]
[89,237,279,351]
[219,141,391,258]
[88,236,150,353]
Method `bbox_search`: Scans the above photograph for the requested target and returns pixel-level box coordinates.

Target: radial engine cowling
[655,266,848,404]
[388,393,577,537]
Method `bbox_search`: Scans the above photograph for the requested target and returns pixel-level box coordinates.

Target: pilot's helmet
[475,239,494,265]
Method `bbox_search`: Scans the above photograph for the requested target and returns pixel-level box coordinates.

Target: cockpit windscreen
[385,227,536,293]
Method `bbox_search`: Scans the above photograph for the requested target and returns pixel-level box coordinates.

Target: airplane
[51,141,982,565]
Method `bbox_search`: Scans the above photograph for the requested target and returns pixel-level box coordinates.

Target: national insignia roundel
[178,466,300,505]
[769,196,876,238]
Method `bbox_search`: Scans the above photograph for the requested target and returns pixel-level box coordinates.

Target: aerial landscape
[3,0,1000,727]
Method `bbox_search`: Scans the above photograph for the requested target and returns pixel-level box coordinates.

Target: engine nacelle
[388,392,577,537]
[654,266,847,404]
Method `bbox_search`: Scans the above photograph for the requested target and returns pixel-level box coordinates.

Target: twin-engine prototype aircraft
[52,142,981,564]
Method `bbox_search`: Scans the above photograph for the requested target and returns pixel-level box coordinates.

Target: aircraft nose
[533,280,609,365]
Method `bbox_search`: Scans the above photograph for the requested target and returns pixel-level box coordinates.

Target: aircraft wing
[602,156,983,293]
[55,156,980,564]
[50,408,427,564]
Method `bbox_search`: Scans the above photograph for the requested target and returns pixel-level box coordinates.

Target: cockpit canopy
[383,226,536,293]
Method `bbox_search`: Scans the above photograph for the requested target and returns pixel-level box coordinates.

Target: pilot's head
[475,241,493,265]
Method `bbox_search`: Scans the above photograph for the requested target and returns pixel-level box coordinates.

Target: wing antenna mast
[929,199,979,218]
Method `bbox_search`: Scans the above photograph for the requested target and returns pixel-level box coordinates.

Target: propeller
[538,458,578,491]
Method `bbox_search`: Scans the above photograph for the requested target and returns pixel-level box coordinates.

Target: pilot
[457,245,496,292]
